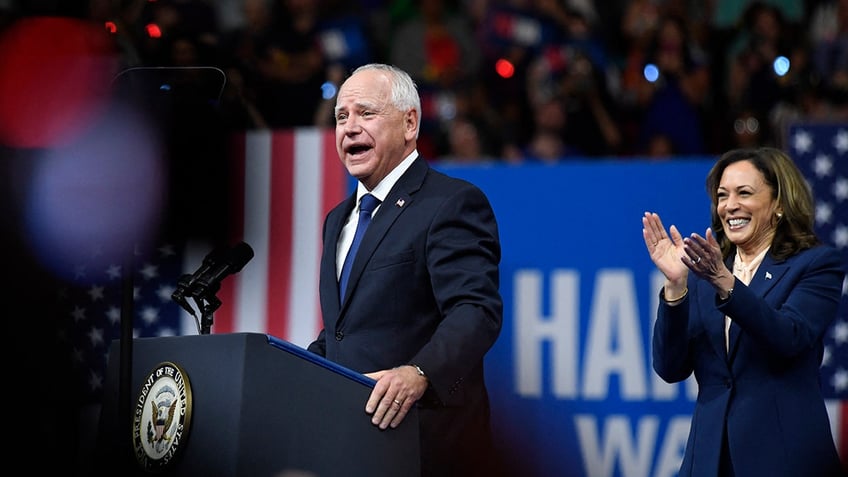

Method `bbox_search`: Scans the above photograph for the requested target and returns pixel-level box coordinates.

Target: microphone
[172,241,254,307]
[190,241,254,298]
[172,245,229,313]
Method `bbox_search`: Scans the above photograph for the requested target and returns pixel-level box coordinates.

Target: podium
[95,333,420,476]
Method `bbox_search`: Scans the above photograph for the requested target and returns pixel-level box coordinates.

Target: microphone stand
[194,273,223,334]
[171,241,253,335]
[197,292,222,335]
[173,275,223,335]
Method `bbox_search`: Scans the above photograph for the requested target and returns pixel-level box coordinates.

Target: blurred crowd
[3,0,848,162]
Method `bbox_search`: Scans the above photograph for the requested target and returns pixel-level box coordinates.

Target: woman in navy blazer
[307,64,503,477]
[642,147,845,477]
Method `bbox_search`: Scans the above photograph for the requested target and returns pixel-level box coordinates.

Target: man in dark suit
[306,63,504,477]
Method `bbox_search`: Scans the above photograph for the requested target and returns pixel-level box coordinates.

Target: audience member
[808,0,848,113]
[635,13,711,156]
[389,0,481,88]
[436,115,495,163]
[723,2,803,146]
[249,0,328,128]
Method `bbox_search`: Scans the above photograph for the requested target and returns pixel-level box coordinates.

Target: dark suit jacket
[307,157,503,477]
[653,244,845,477]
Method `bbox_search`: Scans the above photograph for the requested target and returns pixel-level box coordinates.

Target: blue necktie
[339,193,380,301]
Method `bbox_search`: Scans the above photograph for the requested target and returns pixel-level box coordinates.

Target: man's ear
[405,109,419,139]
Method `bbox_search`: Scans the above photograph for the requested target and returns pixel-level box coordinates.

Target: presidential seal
[133,361,193,473]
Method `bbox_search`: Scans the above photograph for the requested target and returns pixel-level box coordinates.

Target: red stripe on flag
[321,133,346,215]
[319,130,347,337]
[266,130,295,337]
[841,400,848,472]
[192,129,345,338]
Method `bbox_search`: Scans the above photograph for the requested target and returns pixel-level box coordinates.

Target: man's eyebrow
[354,100,380,110]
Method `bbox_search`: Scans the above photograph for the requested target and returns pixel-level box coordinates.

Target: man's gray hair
[350,64,421,137]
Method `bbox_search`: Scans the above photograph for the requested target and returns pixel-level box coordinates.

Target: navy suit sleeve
[307,329,327,357]
[411,182,503,406]
[652,287,697,383]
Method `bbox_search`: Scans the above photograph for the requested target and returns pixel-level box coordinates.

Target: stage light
[495,59,515,79]
[321,82,337,100]
[146,23,162,39]
[773,56,790,76]
[643,63,659,83]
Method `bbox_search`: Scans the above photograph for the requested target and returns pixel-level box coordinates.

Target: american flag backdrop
[787,122,848,466]
[61,242,185,403]
[62,128,346,404]
[180,128,347,346]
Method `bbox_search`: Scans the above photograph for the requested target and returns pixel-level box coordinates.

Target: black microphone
[172,244,230,309]
[189,241,254,299]
[171,242,254,310]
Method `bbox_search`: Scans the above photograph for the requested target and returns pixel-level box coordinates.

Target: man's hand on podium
[364,365,428,429]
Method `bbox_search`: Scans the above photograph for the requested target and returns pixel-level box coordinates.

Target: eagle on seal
[148,398,178,445]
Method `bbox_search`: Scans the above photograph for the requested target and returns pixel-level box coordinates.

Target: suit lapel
[338,158,428,314]
[727,254,788,359]
[323,194,357,321]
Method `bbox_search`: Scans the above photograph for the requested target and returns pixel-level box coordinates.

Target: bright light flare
[23,103,166,283]
[0,17,117,149]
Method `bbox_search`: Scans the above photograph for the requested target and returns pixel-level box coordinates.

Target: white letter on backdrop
[514,269,579,398]
[583,270,647,400]
[575,414,657,477]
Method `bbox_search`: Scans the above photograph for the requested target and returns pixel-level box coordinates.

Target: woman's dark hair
[705,147,819,261]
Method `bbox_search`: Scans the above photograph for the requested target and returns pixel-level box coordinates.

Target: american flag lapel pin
[765,271,772,280]
[395,198,405,208]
